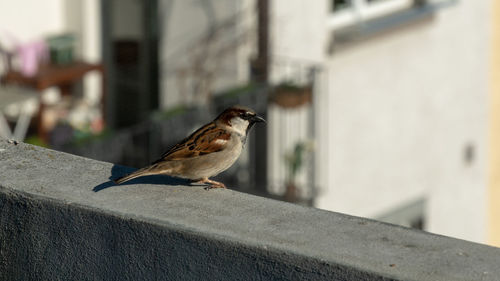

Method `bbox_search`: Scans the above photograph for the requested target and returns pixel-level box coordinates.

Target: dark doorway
[101,0,159,128]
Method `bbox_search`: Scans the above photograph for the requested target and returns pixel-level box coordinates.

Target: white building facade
[269,0,490,244]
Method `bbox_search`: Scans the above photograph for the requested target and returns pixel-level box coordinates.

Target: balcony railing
[1,138,499,280]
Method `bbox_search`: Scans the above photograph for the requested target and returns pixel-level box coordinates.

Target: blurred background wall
[329,0,489,242]
[269,0,492,244]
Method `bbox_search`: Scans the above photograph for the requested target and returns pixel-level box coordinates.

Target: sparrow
[114,105,266,189]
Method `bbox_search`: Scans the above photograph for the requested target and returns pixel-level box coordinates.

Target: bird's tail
[114,166,157,185]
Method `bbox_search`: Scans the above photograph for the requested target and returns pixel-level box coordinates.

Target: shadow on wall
[92,164,191,192]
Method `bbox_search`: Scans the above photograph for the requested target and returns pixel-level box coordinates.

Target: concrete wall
[2,140,500,280]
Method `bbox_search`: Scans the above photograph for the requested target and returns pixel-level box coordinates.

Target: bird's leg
[194,178,227,190]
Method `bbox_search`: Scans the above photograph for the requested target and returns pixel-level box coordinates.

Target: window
[327,0,455,50]
[329,0,417,29]
[376,198,426,230]
[331,0,351,12]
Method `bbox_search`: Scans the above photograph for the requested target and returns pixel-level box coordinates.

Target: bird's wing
[154,122,231,162]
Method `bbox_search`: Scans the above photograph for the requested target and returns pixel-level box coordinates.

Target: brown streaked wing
[154,123,230,162]
[156,122,216,160]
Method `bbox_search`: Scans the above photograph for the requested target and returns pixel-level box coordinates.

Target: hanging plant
[270,82,312,108]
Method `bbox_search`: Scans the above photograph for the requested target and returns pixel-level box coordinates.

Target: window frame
[327,0,457,51]
[329,0,415,30]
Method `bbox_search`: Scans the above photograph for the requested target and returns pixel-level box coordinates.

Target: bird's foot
[204,184,226,190]
[195,178,227,190]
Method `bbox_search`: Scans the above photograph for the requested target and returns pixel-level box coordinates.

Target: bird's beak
[251,115,266,124]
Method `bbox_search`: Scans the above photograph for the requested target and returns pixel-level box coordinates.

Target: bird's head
[215,105,266,135]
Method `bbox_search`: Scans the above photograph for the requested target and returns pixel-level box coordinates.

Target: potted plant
[283,141,314,202]
[270,81,312,108]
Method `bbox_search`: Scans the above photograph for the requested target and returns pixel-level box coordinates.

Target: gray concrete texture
[0,139,500,280]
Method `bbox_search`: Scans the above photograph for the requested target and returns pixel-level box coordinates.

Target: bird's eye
[241,112,251,119]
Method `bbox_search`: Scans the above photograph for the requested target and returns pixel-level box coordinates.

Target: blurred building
[1,0,500,247]
[267,0,495,245]
[256,0,495,246]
